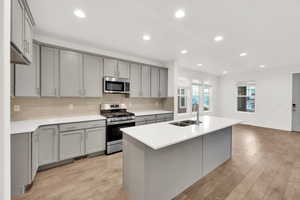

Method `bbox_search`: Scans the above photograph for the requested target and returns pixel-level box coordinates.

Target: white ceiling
[28,0,300,75]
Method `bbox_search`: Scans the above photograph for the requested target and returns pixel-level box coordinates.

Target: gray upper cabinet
[118,61,130,79]
[60,130,85,160]
[104,58,118,77]
[130,63,141,97]
[24,13,33,63]
[37,126,59,166]
[15,44,40,97]
[151,67,160,98]
[11,0,24,53]
[41,46,59,97]
[141,65,151,97]
[159,68,168,98]
[60,50,83,97]
[85,127,106,154]
[83,55,103,97]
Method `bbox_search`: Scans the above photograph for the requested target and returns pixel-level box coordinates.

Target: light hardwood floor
[13,125,300,200]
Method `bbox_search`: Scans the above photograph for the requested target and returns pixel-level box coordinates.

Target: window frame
[237,82,256,113]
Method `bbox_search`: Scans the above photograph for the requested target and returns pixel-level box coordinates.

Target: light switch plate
[14,105,21,112]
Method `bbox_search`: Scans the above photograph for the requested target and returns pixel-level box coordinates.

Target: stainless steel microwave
[103,77,130,94]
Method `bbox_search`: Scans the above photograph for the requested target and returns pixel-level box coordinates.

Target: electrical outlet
[68,104,74,110]
[14,105,21,112]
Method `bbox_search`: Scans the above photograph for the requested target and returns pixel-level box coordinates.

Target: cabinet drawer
[157,113,174,119]
[59,120,106,132]
[142,115,156,121]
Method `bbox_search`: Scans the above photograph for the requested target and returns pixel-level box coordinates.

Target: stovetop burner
[100,104,135,123]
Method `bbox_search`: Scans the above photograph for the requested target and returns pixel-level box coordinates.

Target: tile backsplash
[11,95,174,121]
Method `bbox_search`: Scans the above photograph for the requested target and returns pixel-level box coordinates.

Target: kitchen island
[121,116,241,200]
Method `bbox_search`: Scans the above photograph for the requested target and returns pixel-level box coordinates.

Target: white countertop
[121,116,241,150]
[11,115,106,135]
[130,110,173,116]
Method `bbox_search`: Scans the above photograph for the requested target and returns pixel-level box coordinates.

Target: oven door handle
[107,120,136,126]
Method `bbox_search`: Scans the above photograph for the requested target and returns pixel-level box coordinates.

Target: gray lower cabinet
[41,46,59,97]
[135,113,174,126]
[31,131,39,180]
[37,125,59,166]
[159,68,168,98]
[85,127,106,154]
[83,55,103,97]
[104,58,118,77]
[203,127,232,176]
[130,63,141,97]
[15,44,40,97]
[11,133,32,197]
[60,130,85,160]
[151,67,160,97]
[141,65,151,97]
[60,50,83,97]
[118,60,130,79]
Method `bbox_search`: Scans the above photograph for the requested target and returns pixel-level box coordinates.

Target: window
[177,88,188,113]
[203,87,211,111]
[237,83,255,112]
[192,84,201,112]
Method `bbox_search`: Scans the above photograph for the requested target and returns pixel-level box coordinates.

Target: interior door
[292,73,300,132]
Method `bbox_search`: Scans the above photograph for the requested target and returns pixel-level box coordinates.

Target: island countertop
[121,115,241,150]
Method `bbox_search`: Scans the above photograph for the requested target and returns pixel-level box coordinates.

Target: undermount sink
[170,120,201,127]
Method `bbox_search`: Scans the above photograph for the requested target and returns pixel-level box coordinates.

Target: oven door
[106,122,135,154]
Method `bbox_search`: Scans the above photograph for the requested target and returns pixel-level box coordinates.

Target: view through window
[237,83,256,112]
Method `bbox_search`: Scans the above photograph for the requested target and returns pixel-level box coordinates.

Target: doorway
[292,73,300,132]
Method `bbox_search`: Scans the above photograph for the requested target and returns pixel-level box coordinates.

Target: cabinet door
[159,68,168,97]
[31,131,39,181]
[41,46,59,97]
[60,130,85,160]
[103,58,118,77]
[37,126,59,166]
[141,65,151,97]
[15,44,40,97]
[130,63,141,97]
[151,67,160,97]
[83,55,103,97]
[24,13,33,62]
[118,60,130,79]
[85,128,106,154]
[60,50,83,97]
[11,0,24,53]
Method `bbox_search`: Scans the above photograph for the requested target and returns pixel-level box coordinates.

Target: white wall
[219,67,300,131]
[0,0,11,199]
[173,65,220,119]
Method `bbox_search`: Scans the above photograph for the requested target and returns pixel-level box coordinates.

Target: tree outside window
[192,84,201,112]
[237,82,256,112]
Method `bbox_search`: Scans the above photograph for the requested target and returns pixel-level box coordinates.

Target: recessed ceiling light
[74,9,86,18]
[197,63,203,66]
[214,35,224,42]
[240,52,247,57]
[181,49,188,54]
[142,34,151,41]
[259,65,265,68]
[223,70,228,75]
[175,9,185,19]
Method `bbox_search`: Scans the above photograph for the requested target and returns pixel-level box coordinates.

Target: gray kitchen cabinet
[130,63,141,97]
[37,126,59,166]
[31,131,39,181]
[60,130,85,160]
[15,44,40,97]
[60,50,83,97]
[203,127,232,176]
[83,55,103,97]
[118,60,130,79]
[151,67,160,97]
[104,58,118,77]
[11,64,15,96]
[11,133,32,196]
[141,65,151,97]
[159,68,168,98]
[24,12,33,63]
[41,46,59,97]
[85,127,106,154]
[11,0,24,53]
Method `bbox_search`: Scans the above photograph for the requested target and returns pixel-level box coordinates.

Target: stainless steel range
[100,104,135,155]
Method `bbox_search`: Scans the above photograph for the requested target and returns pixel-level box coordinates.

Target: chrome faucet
[196,104,200,125]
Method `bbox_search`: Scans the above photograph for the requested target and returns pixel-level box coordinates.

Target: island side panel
[123,134,146,200]
[144,136,203,200]
[203,127,232,176]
